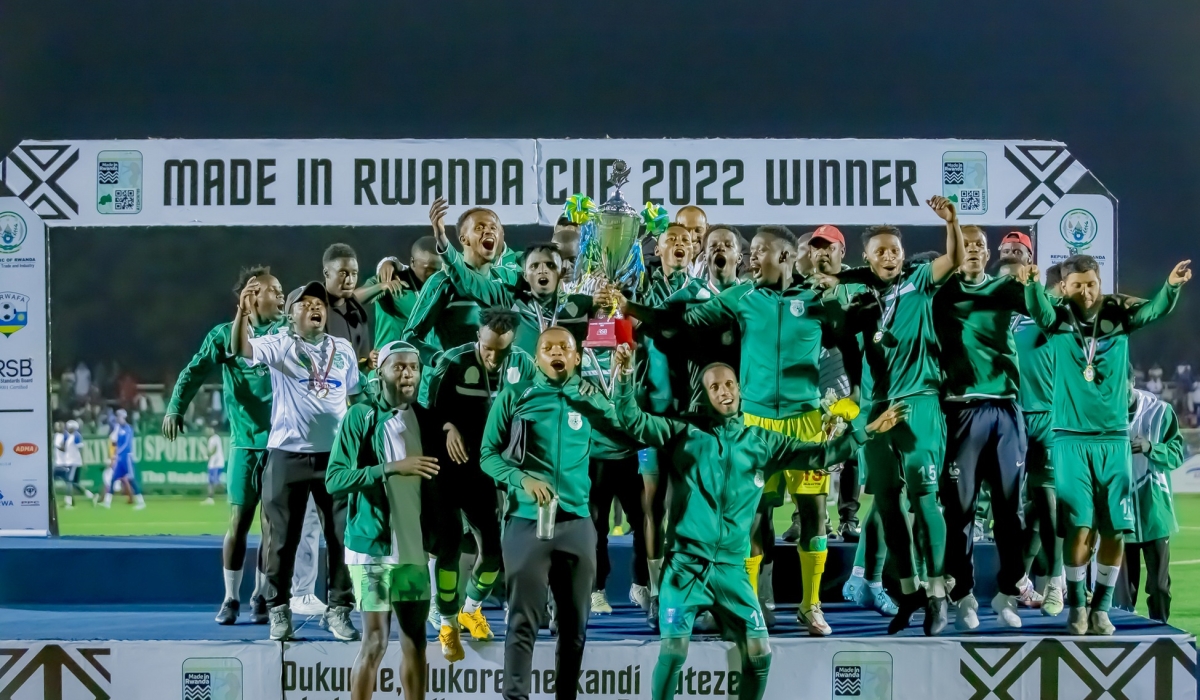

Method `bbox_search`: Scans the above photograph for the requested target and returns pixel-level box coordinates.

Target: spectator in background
[53,420,91,508]
[204,424,225,506]
[74,362,91,405]
[1174,364,1193,390]
[1134,366,1147,386]
[1122,370,1186,622]
[1189,381,1200,416]
[1146,365,1164,396]
[322,243,375,372]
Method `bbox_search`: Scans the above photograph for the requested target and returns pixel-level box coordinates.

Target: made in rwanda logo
[1060,208,1098,254]
[0,292,29,337]
[0,212,28,254]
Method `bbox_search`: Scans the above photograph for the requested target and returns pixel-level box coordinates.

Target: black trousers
[502,516,596,700]
[589,455,649,591]
[941,399,1027,599]
[837,457,861,527]
[261,449,353,609]
[1120,538,1171,622]
[431,462,503,614]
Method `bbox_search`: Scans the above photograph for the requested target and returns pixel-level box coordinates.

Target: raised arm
[612,348,687,449]
[441,246,515,307]
[927,195,965,284]
[1018,266,1059,331]
[401,274,451,364]
[1129,261,1190,331]
[229,278,260,360]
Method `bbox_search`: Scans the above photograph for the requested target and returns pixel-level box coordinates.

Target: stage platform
[0,534,1004,606]
[0,536,1194,699]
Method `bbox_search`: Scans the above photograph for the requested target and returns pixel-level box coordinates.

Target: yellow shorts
[746,410,830,496]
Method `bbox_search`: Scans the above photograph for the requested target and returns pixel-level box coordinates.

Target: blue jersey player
[100,409,146,509]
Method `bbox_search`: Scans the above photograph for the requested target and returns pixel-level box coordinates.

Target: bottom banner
[281,635,1197,700]
[0,640,280,700]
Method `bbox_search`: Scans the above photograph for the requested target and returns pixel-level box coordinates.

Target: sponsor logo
[0,644,110,698]
[1060,208,1098,254]
[23,484,36,498]
[183,657,243,700]
[0,291,29,337]
[3,144,80,220]
[959,638,1195,700]
[0,212,28,254]
[568,412,583,430]
[96,150,144,215]
[0,490,10,506]
[14,442,37,455]
[1004,145,1083,220]
[0,357,35,389]
[942,151,988,215]
[833,651,892,700]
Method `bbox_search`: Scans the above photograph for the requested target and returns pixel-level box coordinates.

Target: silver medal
[873,330,884,344]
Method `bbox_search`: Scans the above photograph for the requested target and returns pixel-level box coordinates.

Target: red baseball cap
[811,225,845,246]
[1001,231,1033,253]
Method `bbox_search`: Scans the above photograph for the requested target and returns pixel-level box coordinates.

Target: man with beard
[1002,247,1065,616]
[404,198,521,364]
[621,225,859,636]
[480,327,625,700]
[552,218,583,293]
[795,232,815,279]
[366,236,444,347]
[165,266,285,624]
[610,345,909,700]
[932,226,1031,630]
[1019,255,1190,634]
[232,279,363,641]
[326,342,442,700]
[422,308,536,660]
[841,196,964,635]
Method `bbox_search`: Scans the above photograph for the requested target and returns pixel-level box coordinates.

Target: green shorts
[349,563,430,611]
[227,448,268,506]
[862,394,945,498]
[1052,433,1133,536]
[1024,412,1056,488]
[658,553,768,640]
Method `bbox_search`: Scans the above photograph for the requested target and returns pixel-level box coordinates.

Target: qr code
[958,189,984,212]
[183,672,211,700]
[114,189,137,211]
[98,161,119,185]
[943,161,964,185]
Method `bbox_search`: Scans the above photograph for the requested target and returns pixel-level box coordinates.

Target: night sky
[3,0,1198,374]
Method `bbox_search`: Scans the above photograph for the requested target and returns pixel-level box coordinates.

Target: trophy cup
[579,160,643,348]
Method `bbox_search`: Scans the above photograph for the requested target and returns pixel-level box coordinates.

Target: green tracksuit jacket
[480,373,621,521]
[613,373,867,564]
[166,320,281,448]
[324,393,442,558]
[402,255,521,365]
[1127,388,1186,543]
[437,246,594,354]
[422,342,537,448]
[364,263,426,348]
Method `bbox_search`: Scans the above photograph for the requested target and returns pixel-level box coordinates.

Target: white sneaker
[290,594,328,616]
[133,502,146,511]
[629,584,650,610]
[1066,606,1089,635]
[798,604,832,636]
[1088,610,1115,636]
[201,498,215,506]
[590,590,613,615]
[992,593,1022,628]
[1016,579,1044,608]
[955,594,980,631]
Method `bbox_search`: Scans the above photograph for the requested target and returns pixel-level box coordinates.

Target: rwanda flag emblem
[0,292,29,337]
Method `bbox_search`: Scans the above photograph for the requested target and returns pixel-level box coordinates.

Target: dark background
[3,1,1198,377]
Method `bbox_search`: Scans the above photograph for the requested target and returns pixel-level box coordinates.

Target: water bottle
[536,496,559,541]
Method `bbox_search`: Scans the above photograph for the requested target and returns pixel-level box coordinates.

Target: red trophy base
[584,316,635,348]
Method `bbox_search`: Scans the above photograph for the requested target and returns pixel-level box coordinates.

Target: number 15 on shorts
[919,464,937,486]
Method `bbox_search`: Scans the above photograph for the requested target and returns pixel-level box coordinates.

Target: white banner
[1,140,539,227]
[3,139,1098,227]
[1035,193,1118,292]
[0,640,281,700]
[282,635,1197,700]
[0,197,49,536]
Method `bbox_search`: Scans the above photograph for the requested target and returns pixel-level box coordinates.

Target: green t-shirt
[854,262,944,401]
[365,265,425,348]
[166,320,281,448]
[933,273,1027,400]
[1026,280,1180,433]
[1012,315,1054,413]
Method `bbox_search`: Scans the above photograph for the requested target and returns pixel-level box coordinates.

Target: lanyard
[1068,306,1101,382]
[297,334,336,398]
[584,348,615,398]
[474,345,498,411]
[870,283,901,344]
[532,296,562,334]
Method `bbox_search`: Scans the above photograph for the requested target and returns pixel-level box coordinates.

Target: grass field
[55,492,1200,634]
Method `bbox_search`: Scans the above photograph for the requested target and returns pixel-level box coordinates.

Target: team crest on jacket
[464,366,480,384]
[754,470,766,488]
[506,367,521,384]
[721,330,734,345]
[568,412,583,430]
[789,300,805,317]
